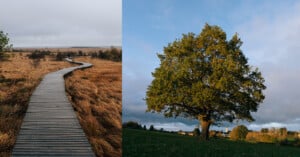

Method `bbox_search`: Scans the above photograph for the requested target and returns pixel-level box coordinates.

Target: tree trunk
[199,115,211,140]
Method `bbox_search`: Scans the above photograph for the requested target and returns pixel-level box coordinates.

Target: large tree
[146,24,266,140]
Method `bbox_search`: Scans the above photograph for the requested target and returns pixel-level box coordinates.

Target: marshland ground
[0,47,121,157]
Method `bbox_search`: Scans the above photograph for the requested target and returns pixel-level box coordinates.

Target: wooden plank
[12,59,95,157]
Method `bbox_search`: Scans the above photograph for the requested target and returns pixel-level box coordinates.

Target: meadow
[123,128,300,157]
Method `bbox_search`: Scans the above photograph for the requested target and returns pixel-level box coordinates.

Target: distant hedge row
[91,48,122,62]
[25,48,122,62]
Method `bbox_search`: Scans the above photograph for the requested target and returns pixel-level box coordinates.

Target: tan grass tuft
[65,57,121,157]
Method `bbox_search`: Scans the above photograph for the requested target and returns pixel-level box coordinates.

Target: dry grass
[0,52,73,156]
[65,57,121,157]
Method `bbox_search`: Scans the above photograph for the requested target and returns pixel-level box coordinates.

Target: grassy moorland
[123,128,300,157]
[65,57,121,157]
[0,53,73,157]
[0,47,121,157]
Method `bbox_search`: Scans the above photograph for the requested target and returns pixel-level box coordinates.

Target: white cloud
[143,122,197,132]
[233,1,300,127]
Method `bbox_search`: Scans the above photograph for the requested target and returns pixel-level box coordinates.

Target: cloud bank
[0,0,121,47]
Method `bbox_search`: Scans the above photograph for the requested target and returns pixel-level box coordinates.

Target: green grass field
[123,128,300,157]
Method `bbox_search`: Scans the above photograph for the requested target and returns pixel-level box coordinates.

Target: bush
[55,52,66,61]
[230,125,248,141]
[27,50,51,59]
[122,121,142,130]
[149,125,155,131]
[279,127,287,136]
[245,132,257,143]
[78,50,83,56]
[0,30,10,60]
[91,48,122,62]
[209,130,217,138]
[261,128,268,133]
[193,128,200,136]
[245,132,277,143]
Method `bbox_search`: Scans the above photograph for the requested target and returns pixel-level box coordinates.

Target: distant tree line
[25,48,122,62]
[27,50,51,59]
[122,121,143,130]
[122,121,161,132]
[91,48,122,62]
[55,52,77,61]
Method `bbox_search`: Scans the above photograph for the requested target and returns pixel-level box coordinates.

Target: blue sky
[123,0,300,131]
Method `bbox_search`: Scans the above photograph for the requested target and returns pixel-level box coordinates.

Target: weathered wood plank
[12,59,95,157]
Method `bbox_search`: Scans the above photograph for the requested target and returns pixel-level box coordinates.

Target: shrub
[149,125,155,131]
[261,128,268,133]
[245,132,277,143]
[55,52,66,61]
[78,50,83,56]
[122,121,142,130]
[230,125,248,141]
[193,128,200,136]
[0,30,10,60]
[27,50,51,59]
[91,48,122,62]
[245,132,257,143]
[279,127,287,136]
[209,130,217,138]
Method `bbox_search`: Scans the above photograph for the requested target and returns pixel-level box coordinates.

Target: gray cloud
[0,0,121,47]
[235,3,300,128]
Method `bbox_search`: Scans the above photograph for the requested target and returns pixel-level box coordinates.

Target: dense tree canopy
[146,24,266,140]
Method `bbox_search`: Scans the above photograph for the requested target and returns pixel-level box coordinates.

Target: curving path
[12,59,95,157]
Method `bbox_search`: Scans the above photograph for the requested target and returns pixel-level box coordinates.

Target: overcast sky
[0,0,121,47]
[123,0,300,131]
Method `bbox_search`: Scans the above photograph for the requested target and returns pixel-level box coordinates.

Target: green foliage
[78,50,83,56]
[55,52,65,61]
[123,128,300,157]
[122,121,142,130]
[193,128,200,136]
[91,47,122,62]
[149,125,155,131]
[27,50,50,59]
[55,51,77,61]
[230,125,248,141]
[0,30,11,60]
[146,24,266,139]
[0,31,9,52]
[279,127,287,136]
[261,128,268,133]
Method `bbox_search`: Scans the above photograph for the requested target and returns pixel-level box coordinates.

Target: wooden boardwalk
[12,59,95,157]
